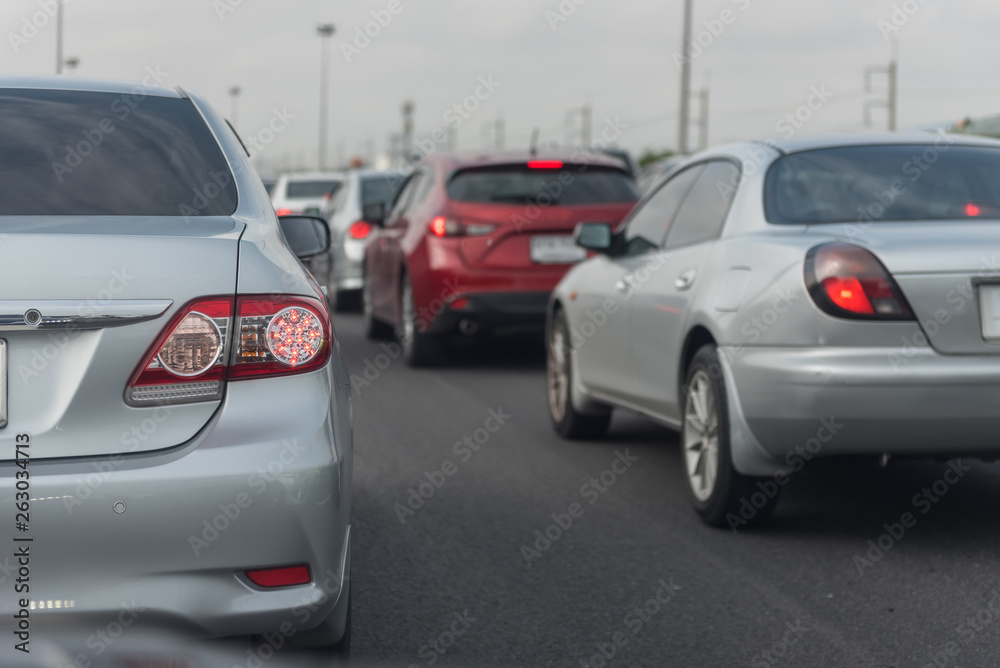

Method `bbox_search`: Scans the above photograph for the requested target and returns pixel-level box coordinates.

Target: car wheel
[547,310,611,439]
[682,344,779,528]
[362,267,393,340]
[399,273,440,367]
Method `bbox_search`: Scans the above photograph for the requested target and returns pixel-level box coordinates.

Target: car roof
[0,74,181,98]
[425,151,631,172]
[758,131,1000,154]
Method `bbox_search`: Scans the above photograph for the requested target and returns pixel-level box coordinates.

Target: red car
[362,152,640,365]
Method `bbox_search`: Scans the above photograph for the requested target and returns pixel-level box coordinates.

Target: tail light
[275,208,293,216]
[429,216,495,238]
[348,220,372,239]
[126,295,332,406]
[805,243,913,320]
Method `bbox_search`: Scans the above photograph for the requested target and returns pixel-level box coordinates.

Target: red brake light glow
[275,208,292,216]
[805,243,913,320]
[527,160,564,169]
[349,220,372,239]
[245,565,311,588]
[230,296,332,379]
[966,202,981,217]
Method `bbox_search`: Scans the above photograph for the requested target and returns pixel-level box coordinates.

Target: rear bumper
[0,368,352,641]
[427,291,550,334]
[725,345,1000,471]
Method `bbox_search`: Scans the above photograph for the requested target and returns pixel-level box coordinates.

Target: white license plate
[530,235,586,264]
[980,286,1000,340]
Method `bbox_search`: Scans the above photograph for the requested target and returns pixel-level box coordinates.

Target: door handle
[675,267,697,291]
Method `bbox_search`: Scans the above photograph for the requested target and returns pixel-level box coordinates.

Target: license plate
[980,286,1000,340]
[0,340,7,428]
[530,235,586,264]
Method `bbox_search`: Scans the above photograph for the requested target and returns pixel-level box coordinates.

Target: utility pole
[55,0,63,74]
[698,85,710,151]
[864,40,898,131]
[678,0,693,154]
[565,104,592,148]
[228,86,241,131]
[316,23,336,170]
[401,100,415,164]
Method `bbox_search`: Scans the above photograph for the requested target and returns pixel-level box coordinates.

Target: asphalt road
[337,312,1000,668]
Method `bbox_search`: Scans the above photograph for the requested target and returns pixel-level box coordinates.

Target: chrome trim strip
[0,340,7,428]
[0,300,173,331]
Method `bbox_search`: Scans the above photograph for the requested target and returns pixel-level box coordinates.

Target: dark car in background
[361,152,640,365]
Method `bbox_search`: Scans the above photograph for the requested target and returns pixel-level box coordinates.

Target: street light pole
[317,23,336,171]
[56,0,63,74]
[228,86,242,132]
[678,0,693,154]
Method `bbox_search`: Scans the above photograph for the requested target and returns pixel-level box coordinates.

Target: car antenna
[529,128,540,157]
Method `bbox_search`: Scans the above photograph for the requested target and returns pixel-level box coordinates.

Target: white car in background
[321,169,409,310]
[270,171,345,217]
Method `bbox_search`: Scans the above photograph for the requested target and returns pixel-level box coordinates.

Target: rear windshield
[765,144,1000,224]
[287,180,340,199]
[447,165,639,205]
[0,89,237,216]
[361,174,406,206]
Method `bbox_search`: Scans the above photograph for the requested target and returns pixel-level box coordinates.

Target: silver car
[320,168,408,311]
[0,77,352,653]
[547,132,1000,528]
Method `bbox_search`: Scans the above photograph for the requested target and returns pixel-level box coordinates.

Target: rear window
[0,89,237,216]
[765,144,1000,224]
[447,165,639,205]
[361,174,406,206]
[287,180,340,199]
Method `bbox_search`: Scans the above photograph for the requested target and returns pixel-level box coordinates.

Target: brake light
[349,221,372,239]
[125,295,333,406]
[528,160,564,169]
[275,208,292,216]
[429,217,494,238]
[966,202,981,217]
[805,243,913,320]
[230,296,332,379]
[125,297,232,406]
[245,565,311,588]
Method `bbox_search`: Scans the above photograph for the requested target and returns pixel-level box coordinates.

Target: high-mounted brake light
[805,243,913,320]
[126,295,333,406]
[349,220,372,239]
[245,565,311,588]
[527,160,564,169]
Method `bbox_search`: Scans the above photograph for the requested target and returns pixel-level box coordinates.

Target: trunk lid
[0,216,241,460]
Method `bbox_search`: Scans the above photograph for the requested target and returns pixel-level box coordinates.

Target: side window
[621,165,704,255]
[387,174,420,222]
[408,167,435,210]
[664,161,741,249]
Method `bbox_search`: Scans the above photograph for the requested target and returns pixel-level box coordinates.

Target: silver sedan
[0,76,352,653]
[547,132,1000,528]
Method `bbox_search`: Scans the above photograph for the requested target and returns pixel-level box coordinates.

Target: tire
[361,267,394,340]
[682,344,779,528]
[547,310,611,439]
[398,273,441,367]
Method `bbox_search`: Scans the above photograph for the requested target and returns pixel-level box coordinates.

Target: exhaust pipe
[458,317,480,336]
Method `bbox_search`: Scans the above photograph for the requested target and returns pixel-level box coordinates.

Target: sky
[0,0,996,173]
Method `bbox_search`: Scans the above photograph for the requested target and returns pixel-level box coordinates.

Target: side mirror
[362,201,387,227]
[278,214,330,259]
[574,222,614,253]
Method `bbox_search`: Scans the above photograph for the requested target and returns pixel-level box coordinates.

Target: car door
[627,160,741,419]
[574,164,704,402]
[370,172,421,321]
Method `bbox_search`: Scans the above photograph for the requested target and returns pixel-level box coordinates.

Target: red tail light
[125,295,332,406]
[805,243,913,320]
[245,565,311,588]
[275,208,293,216]
[429,217,494,238]
[966,202,981,217]
[527,160,564,169]
[349,220,372,239]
